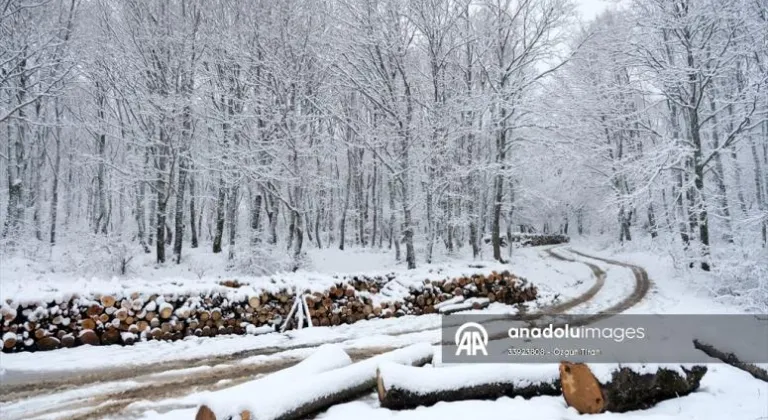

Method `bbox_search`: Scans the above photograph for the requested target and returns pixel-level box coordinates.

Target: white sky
[574,0,612,20]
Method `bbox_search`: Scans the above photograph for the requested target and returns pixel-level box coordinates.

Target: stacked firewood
[1,271,537,353]
[508,233,570,247]
[402,271,536,316]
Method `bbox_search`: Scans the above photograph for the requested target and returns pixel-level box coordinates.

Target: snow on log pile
[376,362,561,410]
[1,270,536,353]
[196,343,434,420]
[483,233,570,247]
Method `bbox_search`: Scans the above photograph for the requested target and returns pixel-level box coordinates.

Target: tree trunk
[212,177,226,253]
[49,101,62,245]
[173,155,188,264]
[227,185,238,260]
[250,189,262,246]
[340,150,352,250]
[155,158,167,263]
[95,87,108,235]
[189,172,198,248]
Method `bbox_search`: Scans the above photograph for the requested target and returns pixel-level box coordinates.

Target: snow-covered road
[1,246,764,420]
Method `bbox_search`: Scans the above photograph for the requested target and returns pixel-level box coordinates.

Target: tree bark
[693,339,768,382]
[189,171,198,248]
[377,363,560,410]
[212,177,226,253]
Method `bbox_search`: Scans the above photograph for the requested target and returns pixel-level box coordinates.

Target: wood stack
[402,271,537,315]
[508,233,570,247]
[1,271,537,353]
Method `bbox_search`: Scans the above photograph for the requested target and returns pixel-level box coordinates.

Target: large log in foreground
[376,363,561,410]
[693,339,768,382]
[195,344,353,420]
[559,361,707,414]
[205,343,434,420]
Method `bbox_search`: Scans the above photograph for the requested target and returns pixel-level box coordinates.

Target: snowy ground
[1,243,766,420]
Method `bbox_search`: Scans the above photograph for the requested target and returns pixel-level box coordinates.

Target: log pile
[508,233,570,247]
[1,271,536,353]
[402,271,537,316]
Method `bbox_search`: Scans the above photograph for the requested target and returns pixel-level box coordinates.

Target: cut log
[81,318,96,331]
[78,329,100,346]
[376,362,561,410]
[693,339,768,382]
[3,332,17,350]
[100,295,116,308]
[203,343,433,420]
[559,362,707,414]
[439,298,490,314]
[196,344,354,420]
[36,336,61,351]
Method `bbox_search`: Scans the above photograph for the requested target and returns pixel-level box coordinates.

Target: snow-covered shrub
[230,243,306,276]
[707,246,768,313]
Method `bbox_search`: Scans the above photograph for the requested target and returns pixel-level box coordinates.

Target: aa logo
[455,322,488,356]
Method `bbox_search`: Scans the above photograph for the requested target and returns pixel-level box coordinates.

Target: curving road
[0,246,652,420]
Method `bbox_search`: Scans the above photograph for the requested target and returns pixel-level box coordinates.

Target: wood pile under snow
[1,269,536,353]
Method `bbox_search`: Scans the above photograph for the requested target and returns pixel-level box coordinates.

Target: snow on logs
[376,362,561,410]
[197,343,434,420]
[1,271,535,353]
[195,344,354,420]
[197,356,707,419]
[692,338,768,382]
[559,361,707,414]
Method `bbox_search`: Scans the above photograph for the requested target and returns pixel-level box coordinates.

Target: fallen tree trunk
[207,343,433,420]
[376,362,561,410]
[559,361,707,414]
[693,339,768,382]
[195,344,353,420]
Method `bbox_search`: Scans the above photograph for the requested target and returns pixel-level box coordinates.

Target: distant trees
[1,0,764,272]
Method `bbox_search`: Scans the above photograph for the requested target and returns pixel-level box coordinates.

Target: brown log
[248,296,261,309]
[37,336,61,351]
[81,318,96,330]
[101,327,122,345]
[86,304,103,317]
[559,362,707,414]
[693,339,768,382]
[78,329,100,346]
[100,295,116,308]
[61,334,75,348]
[34,328,47,340]
[3,333,17,349]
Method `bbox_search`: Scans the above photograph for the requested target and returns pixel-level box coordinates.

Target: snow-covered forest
[2,0,767,290]
[2,1,768,418]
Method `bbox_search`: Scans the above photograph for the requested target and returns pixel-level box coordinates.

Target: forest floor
[0,244,766,420]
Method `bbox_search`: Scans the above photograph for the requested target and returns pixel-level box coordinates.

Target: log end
[559,361,605,414]
[376,367,386,402]
[195,405,216,420]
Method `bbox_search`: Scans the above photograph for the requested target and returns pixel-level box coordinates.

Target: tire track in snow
[1,247,651,420]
